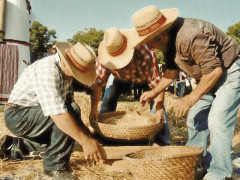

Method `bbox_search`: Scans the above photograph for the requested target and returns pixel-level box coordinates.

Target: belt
[4,103,15,111]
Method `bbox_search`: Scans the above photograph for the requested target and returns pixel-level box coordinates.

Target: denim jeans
[100,74,170,145]
[4,100,81,171]
[186,58,240,180]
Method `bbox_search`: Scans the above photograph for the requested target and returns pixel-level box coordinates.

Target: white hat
[131,5,179,47]
[98,28,136,70]
[55,42,96,85]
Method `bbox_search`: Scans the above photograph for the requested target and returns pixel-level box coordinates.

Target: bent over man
[90,28,170,145]
[132,5,240,180]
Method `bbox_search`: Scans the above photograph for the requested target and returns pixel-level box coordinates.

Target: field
[0,92,240,179]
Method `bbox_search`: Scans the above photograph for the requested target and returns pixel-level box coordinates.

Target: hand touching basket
[91,111,162,141]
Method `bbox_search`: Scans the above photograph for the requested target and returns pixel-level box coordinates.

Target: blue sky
[30,0,240,41]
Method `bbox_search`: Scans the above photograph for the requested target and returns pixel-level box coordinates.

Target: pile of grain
[100,112,157,126]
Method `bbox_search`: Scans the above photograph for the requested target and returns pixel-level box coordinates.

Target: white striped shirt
[8,53,73,116]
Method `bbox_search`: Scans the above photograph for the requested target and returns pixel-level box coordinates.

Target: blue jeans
[4,99,82,171]
[100,74,170,145]
[186,59,240,180]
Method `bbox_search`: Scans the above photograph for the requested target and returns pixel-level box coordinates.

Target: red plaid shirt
[95,44,161,89]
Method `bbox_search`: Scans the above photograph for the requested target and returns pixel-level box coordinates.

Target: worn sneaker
[44,169,76,180]
[0,135,13,159]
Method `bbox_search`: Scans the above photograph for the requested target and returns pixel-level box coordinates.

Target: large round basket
[91,111,162,141]
[124,146,204,180]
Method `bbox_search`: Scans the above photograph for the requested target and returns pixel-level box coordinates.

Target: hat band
[137,15,166,36]
[108,36,127,56]
[66,50,89,72]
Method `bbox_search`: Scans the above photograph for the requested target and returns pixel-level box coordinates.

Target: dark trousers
[4,101,81,171]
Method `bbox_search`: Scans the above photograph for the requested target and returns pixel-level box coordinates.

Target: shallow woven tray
[91,111,162,141]
[124,146,204,180]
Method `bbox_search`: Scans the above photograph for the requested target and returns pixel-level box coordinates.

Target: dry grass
[0,92,239,179]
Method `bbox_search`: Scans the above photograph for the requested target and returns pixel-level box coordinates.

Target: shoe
[44,169,76,180]
[0,135,13,159]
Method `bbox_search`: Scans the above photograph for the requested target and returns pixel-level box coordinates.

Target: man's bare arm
[89,84,103,121]
[174,66,223,117]
[140,69,179,106]
[51,112,102,162]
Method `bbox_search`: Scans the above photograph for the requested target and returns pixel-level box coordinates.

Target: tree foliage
[67,28,104,52]
[226,21,240,46]
[30,21,57,58]
[154,49,165,65]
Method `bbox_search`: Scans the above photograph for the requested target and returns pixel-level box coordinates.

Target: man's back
[8,54,73,116]
[174,18,240,79]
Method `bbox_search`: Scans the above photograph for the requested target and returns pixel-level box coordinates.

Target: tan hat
[131,5,179,47]
[55,42,96,85]
[98,28,136,70]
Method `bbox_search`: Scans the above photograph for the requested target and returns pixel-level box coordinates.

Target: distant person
[176,71,187,98]
[133,81,150,100]
[1,42,102,179]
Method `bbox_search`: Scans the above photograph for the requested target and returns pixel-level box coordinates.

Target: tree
[30,21,57,58]
[154,49,165,65]
[226,21,240,46]
[67,28,104,53]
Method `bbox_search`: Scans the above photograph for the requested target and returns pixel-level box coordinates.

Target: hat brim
[98,29,136,70]
[132,8,179,48]
[56,42,96,85]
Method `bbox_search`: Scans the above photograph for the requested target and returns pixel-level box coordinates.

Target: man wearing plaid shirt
[90,28,170,145]
[1,42,102,179]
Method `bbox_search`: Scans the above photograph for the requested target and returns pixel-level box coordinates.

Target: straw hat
[55,42,96,85]
[98,28,136,70]
[131,5,179,47]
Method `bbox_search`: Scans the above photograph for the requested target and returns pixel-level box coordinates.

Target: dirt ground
[0,92,240,180]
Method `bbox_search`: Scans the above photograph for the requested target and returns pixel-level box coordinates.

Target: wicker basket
[91,111,162,141]
[124,146,204,180]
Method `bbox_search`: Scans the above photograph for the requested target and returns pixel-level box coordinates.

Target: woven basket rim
[124,146,204,161]
[94,111,160,128]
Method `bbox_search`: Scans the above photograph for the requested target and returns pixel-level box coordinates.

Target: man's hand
[174,67,223,117]
[51,112,103,162]
[82,137,102,162]
[140,90,157,106]
[174,95,195,117]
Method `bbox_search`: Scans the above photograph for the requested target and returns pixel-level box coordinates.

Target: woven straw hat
[131,5,179,47]
[55,42,96,85]
[98,28,136,70]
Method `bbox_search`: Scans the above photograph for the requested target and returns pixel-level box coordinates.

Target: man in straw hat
[132,5,240,180]
[90,27,170,145]
[0,42,102,179]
